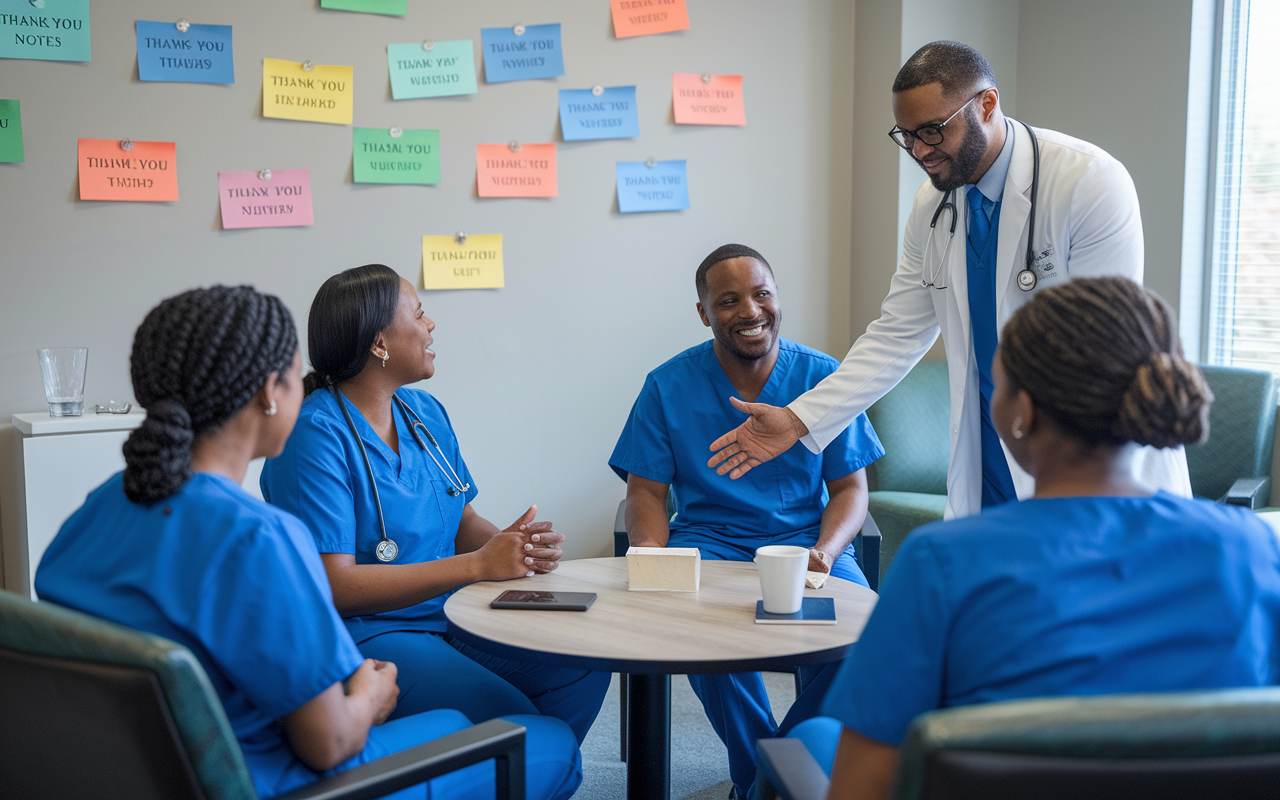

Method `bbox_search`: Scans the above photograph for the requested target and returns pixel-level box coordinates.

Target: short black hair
[302,264,401,396]
[893,41,996,100]
[695,244,773,301]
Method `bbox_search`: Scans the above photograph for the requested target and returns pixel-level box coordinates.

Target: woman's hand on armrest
[282,658,400,772]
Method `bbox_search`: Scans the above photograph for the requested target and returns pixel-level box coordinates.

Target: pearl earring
[1012,416,1024,439]
[264,400,277,417]
[381,351,388,367]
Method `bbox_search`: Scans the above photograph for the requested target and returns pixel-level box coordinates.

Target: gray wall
[0,0,858,578]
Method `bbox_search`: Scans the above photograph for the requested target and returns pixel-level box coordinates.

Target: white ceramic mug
[754,545,808,614]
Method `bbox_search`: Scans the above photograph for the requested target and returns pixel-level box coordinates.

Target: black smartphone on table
[490,590,597,611]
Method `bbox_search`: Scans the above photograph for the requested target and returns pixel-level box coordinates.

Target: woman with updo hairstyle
[261,265,609,744]
[36,286,582,800]
[780,277,1280,800]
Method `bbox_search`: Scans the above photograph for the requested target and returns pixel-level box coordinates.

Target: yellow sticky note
[262,58,354,125]
[423,234,504,290]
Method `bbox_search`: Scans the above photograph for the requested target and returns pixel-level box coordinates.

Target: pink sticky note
[476,143,557,198]
[217,169,314,229]
[672,73,745,126]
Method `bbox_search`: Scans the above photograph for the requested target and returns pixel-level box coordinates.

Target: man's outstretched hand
[708,397,810,479]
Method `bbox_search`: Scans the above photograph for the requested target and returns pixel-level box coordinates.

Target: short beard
[922,106,989,192]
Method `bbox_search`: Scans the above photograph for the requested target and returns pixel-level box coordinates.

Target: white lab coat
[791,121,1191,520]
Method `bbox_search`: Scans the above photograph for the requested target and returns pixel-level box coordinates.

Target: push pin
[302,60,315,72]
[29,0,45,8]
[422,39,434,51]
[120,139,134,151]
[455,231,467,244]
[258,168,272,181]
[592,85,604,96]
[645,157,656,169]
[508,140,521,152]
[701,73,712,84]
[389,126,403,138]
[514,24,526,36]
[176,19,190,33]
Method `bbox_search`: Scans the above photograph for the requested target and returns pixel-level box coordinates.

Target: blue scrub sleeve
[609,374,676,484]
[821,534,950,745]
[819,413,884,483]
[263,413,360,554]
[190,514,365,720]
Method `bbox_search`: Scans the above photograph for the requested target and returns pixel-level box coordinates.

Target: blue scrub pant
[676,537,868,797]
[745,716,842,800]
[357,629,611,746]
[267,709,582,800]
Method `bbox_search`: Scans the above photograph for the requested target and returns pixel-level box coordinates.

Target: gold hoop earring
[1012,416,1024,440]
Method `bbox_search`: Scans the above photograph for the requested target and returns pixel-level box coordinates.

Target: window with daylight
[1205,0,1280,372]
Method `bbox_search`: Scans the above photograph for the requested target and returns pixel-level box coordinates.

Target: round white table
[444,557,878,799]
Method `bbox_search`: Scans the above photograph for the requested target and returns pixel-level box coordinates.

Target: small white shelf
[12,411,146,436]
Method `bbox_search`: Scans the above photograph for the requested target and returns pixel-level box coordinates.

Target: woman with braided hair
[777,277,1280,800]
[36,286,582,800]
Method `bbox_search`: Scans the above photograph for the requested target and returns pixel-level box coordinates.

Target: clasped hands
[479,504,564,580]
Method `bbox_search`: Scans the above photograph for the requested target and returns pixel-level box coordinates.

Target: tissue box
[626,546,700,591]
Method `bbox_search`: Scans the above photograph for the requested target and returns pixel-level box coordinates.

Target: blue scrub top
[261,387,478,641]
[35,472,365,798]
[822,492,1280,746]
[609,338,883,546]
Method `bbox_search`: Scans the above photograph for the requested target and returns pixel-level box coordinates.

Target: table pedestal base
[626,673,671,800]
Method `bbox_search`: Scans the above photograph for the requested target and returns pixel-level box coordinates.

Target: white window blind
[1206,0,1280,373]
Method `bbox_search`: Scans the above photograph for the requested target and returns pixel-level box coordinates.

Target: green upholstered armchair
[756,687,1280,800]
[863,360,950,586]
[0,589,527,800]
[1186,364,1278,509]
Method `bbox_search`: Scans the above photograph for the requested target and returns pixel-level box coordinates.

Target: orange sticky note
[672,73,745,126]
[611,0,690,38]
[77,139,179,202]
[476,143,557,198]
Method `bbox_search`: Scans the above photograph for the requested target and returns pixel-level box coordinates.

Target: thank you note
[672,73,745,126]
[423,234,504,290]
[388,41,477,99]
[136,20,234,83]
[617,160,689,213]
[610,0,689,39]
[476,143,557,198]
[559,86,639,141]
[78,138,178,201]
[0,99,22,162]
[263,58,354,125]
[481,24,563,83]
[354,127,440,184]
[218,169,314,229]
[0,0,90,61]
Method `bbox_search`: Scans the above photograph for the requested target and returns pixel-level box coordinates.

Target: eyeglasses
[888,89,990,151]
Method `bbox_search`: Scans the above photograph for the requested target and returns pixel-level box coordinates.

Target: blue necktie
[966,186,1016,508]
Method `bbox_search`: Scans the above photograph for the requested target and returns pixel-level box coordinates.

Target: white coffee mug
[754,545,808,614]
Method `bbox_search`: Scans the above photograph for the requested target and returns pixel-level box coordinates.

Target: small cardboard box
[626,546,700,591]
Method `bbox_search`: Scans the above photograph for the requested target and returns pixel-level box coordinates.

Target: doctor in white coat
[708,41,1189,520]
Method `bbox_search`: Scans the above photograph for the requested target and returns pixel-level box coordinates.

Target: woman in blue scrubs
[786,277,1280,800]
[36,286,582,800]
[260,264,609,744]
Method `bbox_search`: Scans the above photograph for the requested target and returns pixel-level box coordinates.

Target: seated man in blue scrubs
[610,243,884,799]
[784,277,1280,800]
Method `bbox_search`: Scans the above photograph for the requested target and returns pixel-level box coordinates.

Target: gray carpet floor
[571,672,797,800]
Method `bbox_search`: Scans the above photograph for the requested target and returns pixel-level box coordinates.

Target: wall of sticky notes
[0,0,857,567]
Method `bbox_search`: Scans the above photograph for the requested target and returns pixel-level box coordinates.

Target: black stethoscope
[924,120,1041,293]
[330,386,470,563]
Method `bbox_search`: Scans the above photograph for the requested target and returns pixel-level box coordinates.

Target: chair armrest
[1225,476,1271,510]
[614,499,629,557]
[754,738,830,800]
[274,718,526,800]
[853,512,882,593]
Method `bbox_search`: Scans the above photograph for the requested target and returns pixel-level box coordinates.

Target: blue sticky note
[481,23,564,83]
[0,0,91,62]
[137,21,233,84]
[559,86,639,141]
[617,160,689,213]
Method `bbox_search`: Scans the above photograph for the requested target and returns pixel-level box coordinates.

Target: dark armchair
[1186,364,1278,509]
[0,588,527,800]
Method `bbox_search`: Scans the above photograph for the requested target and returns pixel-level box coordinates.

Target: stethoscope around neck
[924,120,1041,293]
[329,386,470,563]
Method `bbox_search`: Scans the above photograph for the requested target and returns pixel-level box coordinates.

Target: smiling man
[609,243,883,800]
[707,41,1190,518]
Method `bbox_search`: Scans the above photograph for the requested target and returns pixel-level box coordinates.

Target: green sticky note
[0,0,91,62]
[320,0,406,15]
[353,127,440,184]
[388,41,478,100]
[0,99,22,162]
